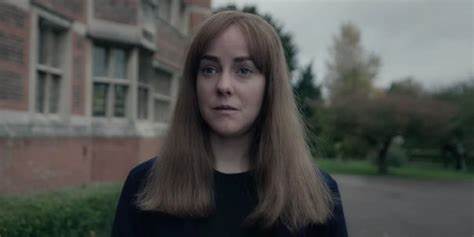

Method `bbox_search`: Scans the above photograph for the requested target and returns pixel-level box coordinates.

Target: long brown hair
[136,10,333,233]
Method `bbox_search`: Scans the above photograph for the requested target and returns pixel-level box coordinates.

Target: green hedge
[0,183,121,237]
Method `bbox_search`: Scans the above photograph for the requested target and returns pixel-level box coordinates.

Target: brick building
[0,0,212,194]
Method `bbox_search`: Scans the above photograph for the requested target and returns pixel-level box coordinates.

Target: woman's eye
[237,67,253,76]
[199,67,217,76]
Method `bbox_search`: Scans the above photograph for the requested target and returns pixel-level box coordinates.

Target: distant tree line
[215,5,473,174]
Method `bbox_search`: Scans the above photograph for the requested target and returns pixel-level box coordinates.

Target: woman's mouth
[213,105,238,110]
[213,105,238,115]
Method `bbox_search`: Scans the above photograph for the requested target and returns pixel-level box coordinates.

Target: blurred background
[0,0,472,236]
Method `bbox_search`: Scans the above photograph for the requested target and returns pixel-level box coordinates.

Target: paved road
[333,175,474,237]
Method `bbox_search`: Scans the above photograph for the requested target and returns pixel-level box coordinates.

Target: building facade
[0,0,211,194]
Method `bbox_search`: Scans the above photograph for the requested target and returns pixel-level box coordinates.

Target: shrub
[368,144,408,169]
[0,183,121,237]
[386,144,408,167]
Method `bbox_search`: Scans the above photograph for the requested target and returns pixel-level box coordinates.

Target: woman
[112,10,347,237]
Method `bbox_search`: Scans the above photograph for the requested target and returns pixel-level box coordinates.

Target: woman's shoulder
[128,157,157,179]
[318,169,340,194]
[120,157,158,196]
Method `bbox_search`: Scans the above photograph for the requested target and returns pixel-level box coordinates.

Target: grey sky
[212,0,473,90]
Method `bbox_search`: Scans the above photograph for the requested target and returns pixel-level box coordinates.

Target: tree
[293,62,321,119]
[325,22,381,101]
[432,78,474,170]
[323,23,456,173]
[329,91,455,174]
[214,4,298,75]
[292,63,324,157]
[388,76,424,97]
[322,22,381,161]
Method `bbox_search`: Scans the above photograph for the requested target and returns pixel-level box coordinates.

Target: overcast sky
[212,0,473,90]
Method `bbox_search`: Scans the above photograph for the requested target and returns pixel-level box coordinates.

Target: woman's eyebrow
[200,55,219,63]
[234,56,252,63]
[200,55,253,63]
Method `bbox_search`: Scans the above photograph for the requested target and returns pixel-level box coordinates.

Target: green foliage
[293,62,321,118]
[325,22,381,100]
[388,77,423,97]
[433,79,474,151]
[0,183,121,237]
[318,159,474,181]
[386,145,409,167]
[292,63,324,159]
[368,143,408,168]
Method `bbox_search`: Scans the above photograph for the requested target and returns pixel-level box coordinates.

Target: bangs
[236,21,271,77]
[188,12,273,79]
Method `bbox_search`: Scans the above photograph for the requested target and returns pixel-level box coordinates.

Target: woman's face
[196,25,266,138]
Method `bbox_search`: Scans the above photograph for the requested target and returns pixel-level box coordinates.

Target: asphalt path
[333,174,474,237]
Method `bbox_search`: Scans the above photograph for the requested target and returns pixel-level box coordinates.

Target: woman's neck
[210,131,251,174]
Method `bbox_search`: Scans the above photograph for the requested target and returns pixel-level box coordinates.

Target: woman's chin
[210,125,247,138]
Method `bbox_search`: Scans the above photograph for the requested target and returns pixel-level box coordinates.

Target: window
[153,98,170,122]
[36,18,66,114]
[137,51,152,120]
[92,44,130,118]
[151,68,173,123]
[142,0,157,31]
[158,0,171,22]
[137,86,149,119]
[137,52,174,122]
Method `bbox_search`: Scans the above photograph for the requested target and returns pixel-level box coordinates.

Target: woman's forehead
[203,25,250,57]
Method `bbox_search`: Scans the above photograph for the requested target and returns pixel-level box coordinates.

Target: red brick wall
[0,2,30,111]
[90,138,140,182]
[71,33,86,115]
[137,138,162,163]
[0,137,162,195]
[0,138,93,194]
[90,137,162,182]
[189,12,209,35]
[32,0,86,23]
[155,19,188,70]
[94,0,139,25]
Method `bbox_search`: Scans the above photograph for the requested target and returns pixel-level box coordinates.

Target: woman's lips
[213,107,238,115]
[213,105,237,110]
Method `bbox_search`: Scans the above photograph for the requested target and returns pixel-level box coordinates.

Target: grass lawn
[317,159,474,181]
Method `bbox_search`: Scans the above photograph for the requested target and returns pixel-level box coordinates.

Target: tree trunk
[377,137,393,174]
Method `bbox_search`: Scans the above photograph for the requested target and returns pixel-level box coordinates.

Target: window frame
[135,58,175,123]
[34,17,68,116]
[92,43,132,120]
[151,66,174,123]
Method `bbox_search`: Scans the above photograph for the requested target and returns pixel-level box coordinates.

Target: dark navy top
[111,157,348,237]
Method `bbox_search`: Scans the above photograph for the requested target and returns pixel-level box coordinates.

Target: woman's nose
[216,71,233,96]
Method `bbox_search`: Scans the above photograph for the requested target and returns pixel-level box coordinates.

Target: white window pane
[51,30,62,68]
[36,72,47,113]
[153,68,172,96]
[114,85,128,117]
[143,2,155,30]
[93,45,108,77]
[48,75,61,113]
[159,0,171,22]
[137,87,149,119]
[37,20,47,65]
[114,49,127,79]
[139,51,153,84]
[93,83,108,117]
[154,99,170,122]
[38,19,63,68]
